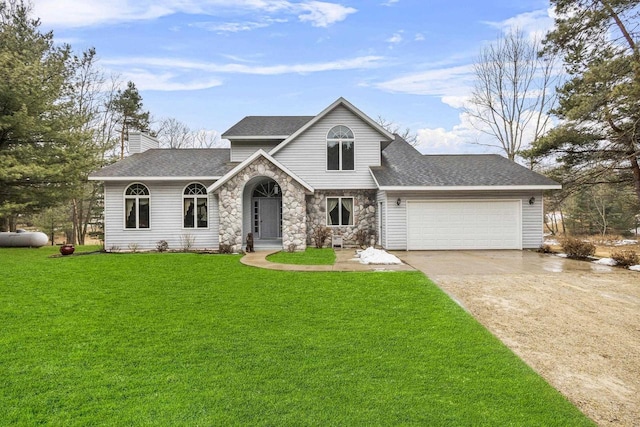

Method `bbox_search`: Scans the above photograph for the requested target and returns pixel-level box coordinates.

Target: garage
[407,200,522,250]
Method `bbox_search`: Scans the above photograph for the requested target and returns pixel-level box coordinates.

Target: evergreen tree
[527,0,640,205]
[113,81,150,159]
[0,0,77,230]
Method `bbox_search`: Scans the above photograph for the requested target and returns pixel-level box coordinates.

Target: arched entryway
[244,177,283,248]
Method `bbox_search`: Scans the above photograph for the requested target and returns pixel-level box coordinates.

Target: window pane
[342,141,354,170]
[327,197,339,225]
[341,198,353,225]
[125,199,137,228]
[185,183,206,195]
[184,198,194,228]
[139,198,150,228]
[327,140,340,170]
[197,198,208,228]
[126,183,149,196]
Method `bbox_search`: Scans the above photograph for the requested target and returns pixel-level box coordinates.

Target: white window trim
[326,125,356,172]
[182,182,209,230]
[123,182,151,230]
[326,196,355,226]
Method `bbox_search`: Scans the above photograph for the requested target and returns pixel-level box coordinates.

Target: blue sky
[33,0,555,154]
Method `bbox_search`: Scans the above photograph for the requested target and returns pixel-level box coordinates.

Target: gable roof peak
[269,97,394,155]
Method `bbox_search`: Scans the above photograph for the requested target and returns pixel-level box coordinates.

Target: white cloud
[374,64,475,97]
[382,0,399,6]
[415,108,555,156]
[33,0,357,28]
[103,55,385,75]
[298,1,357,27]
[484,8,555,41]
[416,112,495,154]
[104,55,384,91]
[414,33,425,41]
[387,32,403,44]
[121,70,224,91]
[192,20,276,33]
[440,95,470,109]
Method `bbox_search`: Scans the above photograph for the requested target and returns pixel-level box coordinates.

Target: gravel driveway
[394,250,640,427]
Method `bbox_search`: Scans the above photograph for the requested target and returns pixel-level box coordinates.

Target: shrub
[127,243,139,253]
[180,234,195,252]
[156,240,169,252]
[561,237,595,259]
[218,244,232,254]
[537,244,552,254]
[354,228,373,248]
[312,226,331,248]
[611,249,639,267]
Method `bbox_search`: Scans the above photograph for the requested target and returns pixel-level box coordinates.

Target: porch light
[396,198,401,206]
[529,197,535,205]
[274,184,279,194]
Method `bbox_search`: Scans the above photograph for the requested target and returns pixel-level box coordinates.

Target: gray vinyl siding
[382,191,544,250]
[273,105,384,189]
[230,140,282,162]
[128,131,159,154]
[103,181,219,251]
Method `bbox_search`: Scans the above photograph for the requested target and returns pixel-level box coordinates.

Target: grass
[266,247,336,265]
[0,246,593,426]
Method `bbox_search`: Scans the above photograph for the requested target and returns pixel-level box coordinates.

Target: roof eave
[369,168,383,189]
[377,184,563,191]
[224,135,289,140]
[88,176,223,182]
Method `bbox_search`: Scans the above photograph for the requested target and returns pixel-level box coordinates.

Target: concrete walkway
[241,249,415,272]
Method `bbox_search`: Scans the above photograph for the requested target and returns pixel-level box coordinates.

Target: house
[89,97,561,252]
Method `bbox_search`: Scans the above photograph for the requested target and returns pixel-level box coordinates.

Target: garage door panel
[407,200,521,250]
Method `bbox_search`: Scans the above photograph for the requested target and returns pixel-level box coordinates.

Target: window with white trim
[183,183,208,228]
[326,197,354,226]
[125,183,150,229]
[327,125,354,171]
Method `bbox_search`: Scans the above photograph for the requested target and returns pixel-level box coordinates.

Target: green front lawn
[266,247,336,265]
[0,247,592,425]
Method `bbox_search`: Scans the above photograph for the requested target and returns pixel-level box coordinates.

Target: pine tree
[0,0,75,230]
[113,81,150,159]
[528,0,640,205]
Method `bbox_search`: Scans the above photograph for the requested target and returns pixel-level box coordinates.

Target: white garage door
[407,200,521,250]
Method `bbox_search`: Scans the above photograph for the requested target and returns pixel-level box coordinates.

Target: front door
[259,198,280,239]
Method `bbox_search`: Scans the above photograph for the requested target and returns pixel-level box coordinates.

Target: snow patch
[593,258,617,266]
[356,247,403,265]
[544,239,560,246]
[556,253,568,258]
[629,265,640,272]
[614,239,638,246]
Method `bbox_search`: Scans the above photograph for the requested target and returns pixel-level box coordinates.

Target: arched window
[327,125,354,171]
[125,183,150,229]
[183,183,208,228]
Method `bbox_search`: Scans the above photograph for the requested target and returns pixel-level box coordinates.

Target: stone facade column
[216,157,308,252]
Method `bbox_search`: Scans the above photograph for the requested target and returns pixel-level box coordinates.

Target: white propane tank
[0,231,49,247]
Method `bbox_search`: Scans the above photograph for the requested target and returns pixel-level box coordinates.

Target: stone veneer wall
[306,190,377,248]
[216,157,308,252]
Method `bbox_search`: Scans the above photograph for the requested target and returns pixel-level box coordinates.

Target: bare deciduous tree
[376,115,418,146]
[155,117,192,149]
[464,30,559,163]
[155,117,223,149]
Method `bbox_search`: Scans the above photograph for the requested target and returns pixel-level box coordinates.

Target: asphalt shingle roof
[371,136,560,187]
[89,149,232,178]
[90,135,559,188]
[222,116,314,138]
